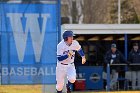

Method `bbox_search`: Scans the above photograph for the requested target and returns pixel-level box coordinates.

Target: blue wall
[0,1,60,84]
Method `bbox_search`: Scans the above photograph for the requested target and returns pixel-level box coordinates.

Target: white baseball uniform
[56,40,81,91]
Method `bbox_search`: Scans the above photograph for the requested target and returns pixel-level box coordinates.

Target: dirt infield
[0,85,140,93]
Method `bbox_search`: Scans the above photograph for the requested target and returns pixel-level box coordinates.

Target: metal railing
[106,63,140,91]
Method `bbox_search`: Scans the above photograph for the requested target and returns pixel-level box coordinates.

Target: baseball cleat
[66,84,71,93]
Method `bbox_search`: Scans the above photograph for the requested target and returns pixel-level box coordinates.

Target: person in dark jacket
[128,43,140,90]
[104,43,126,90]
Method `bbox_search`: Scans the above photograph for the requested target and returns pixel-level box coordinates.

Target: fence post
[106,63,110,91]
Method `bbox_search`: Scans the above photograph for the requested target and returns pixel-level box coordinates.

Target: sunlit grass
[0,85,41,93]
[0,85,140,93]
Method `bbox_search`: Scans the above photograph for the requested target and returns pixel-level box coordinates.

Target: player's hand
[82,56,86,64]
[110,59,114,64]
[67,50,73,57]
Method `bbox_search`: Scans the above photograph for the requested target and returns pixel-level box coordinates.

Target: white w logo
[7,13,50,62]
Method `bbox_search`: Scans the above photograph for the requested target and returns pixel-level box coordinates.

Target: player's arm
[119,51,126,63]
[75,40,86,64]
[57,45,72,61]
[128,51,133,64]
[57,54,69,61]
[77,48,86,64]
[57,53,73,61]
[104,51,111,64]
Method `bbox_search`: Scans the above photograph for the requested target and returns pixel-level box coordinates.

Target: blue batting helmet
[62,30,75,39]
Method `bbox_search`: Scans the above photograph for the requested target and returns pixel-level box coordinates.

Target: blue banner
[0,1,59,84]
[77,66,103,90]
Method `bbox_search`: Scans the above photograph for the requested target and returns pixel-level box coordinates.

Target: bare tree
[76,0,84,24]
[61,0,83,24]
[61,0,140,24]
[133,0,140,21]
[67,0,73,23]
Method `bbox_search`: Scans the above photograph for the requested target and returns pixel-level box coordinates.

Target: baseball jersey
[57,40,81,64]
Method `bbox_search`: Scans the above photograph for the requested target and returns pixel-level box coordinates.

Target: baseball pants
[131,71,140,89]
[56,62,76,91]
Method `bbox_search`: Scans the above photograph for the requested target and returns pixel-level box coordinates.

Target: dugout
[61,24,140,90]
[61,24,140,66]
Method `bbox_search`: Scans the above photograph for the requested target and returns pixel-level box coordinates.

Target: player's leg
[131,71,136,90]
[110,69,118,90]
[137,71,140,89]
[66,64,76,92]
[56,63,66,93]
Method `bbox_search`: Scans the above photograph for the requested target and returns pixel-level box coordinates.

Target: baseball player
[56,30,86,93]
[104,44,126,90]
[128,43,140,90]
